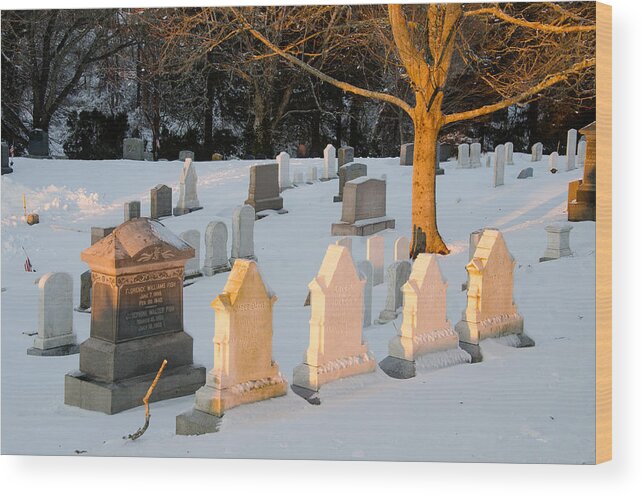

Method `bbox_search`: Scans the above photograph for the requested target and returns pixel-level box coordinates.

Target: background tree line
[1,6,594,162]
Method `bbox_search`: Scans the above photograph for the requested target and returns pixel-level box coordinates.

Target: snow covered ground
[1,153,595,463]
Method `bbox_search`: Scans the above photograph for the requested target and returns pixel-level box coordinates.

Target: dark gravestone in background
[150,184,172,219]
[27,130,49,157]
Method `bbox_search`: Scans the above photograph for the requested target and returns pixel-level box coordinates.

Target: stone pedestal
[539,223,573,262]
[65,218,206,414]
[568,122,596,222]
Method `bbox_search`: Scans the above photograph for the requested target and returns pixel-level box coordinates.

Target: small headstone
[65,218,206,414]
[293,170,305,185]
[307,165,318,183]
[181,229,202,278]
[455,229,533,354]
[123,201,141,222]
[123,138,144,161]
[331,177,395,236]
[531,142,543,161]
[376,260,412,324]
[485,155,491,168]
[150,184,172,219]
[245,163,285,215]
[230,204,256,263]
[470,143,482,167]
[75,270,92,313]
[400,143,414,166]
[338,146,354,170]
[276,152,292,190]
[577,140,587,168]
[176,259,287,433]
[566,128,577,171]
[548,152,559,169]
[457,143,470,168]
[335,236,352,257]
[90,226,115,246]
[173,158,202,216]
[517,167,533,179]
[322,144,337,181]
[28,272,79,356]
[435,143,445,175]
[333,162,367,202]
[439,143,455,162]
[539,223,573,262]
[202,220,231,276]
[292,245,376,392]
[179,150,195,161]
[357,260,374,328]
[493,144,506,187]
[505,142,514,165]
[27,129,49,157]
[394,236,410,261]
[1,142,13,175]
[383,255,469,378]
[366,235,384,286]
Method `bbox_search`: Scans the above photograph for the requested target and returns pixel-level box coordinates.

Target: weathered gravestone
[435,144,445,175]
[376,260,412,324]
[470,143,482,167]
[485,155,491,168]
[230,204,256,263]
[531,142,543,162]
[322,144,337,181]
[357,260,373,328]
[75,270,92,313]
[333,163,367,202]
[292,245,376,392]
[394,236,410,261]
[245,163,285,216]
[568,122,596,222]
[276,152,292,190]
[176,260,287,434]
[577,139,587,168]
[400,143,414,166]
[28,272,79,356]
[202,220,231,276]
[461,229,484,291]
[293,170,305,185]
[123,138,144,161]
[517,167,533,179]
[539,223,573,262]
[439,143,455,162]
[381,255,470,379]
[181,229,202,278]
[91,226,115,246]
[455,228,534,361]
[505,142,514,165]
[179,150,195,161]
[27,129,49,157]
[366,235,384,286]
[65,218,206,414]
[173,158,202,216]
[493,144,506,187]
[307,165,318,183]
[566,128,577,171]
[338,146,354,170]
[150,184,172,219]
[457,143,470,168]
[331,177,395,236]
[124,201,141,222]
[549,152,559,169]
[1,142,12,175]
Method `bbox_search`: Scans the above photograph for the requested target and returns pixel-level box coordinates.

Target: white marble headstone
[366,235,384,286]
[231,204,256,262]
[203,219,230,276]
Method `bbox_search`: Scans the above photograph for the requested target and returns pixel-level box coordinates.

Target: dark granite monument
[150,184,172,220]
[123,138,145,161]
[333,162,367,202]
[244,163,286,217]
[568,121,596,222]
[1,142,12,175]
[64,218,206,414]
[331,177,395,236]
[27,130,49,157]
[338,146,354,170]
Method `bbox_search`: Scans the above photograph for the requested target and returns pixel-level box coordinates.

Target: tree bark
[410,110,449,257]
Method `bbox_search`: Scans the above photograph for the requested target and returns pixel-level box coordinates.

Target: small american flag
[21,246,36,272]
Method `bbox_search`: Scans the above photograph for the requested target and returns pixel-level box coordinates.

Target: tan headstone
[455,229,526,345]
[193,259,287,416]
[394,236,410,261]
[389,255,463,361]
[293,245,376,391]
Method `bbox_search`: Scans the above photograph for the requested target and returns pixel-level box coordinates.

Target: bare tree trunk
[411,111,449,257]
